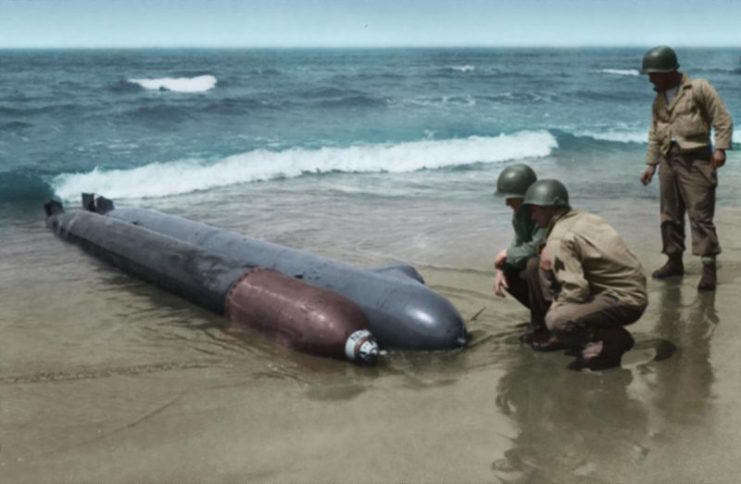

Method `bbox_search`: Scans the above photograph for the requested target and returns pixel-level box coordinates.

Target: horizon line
[2,43,740,50]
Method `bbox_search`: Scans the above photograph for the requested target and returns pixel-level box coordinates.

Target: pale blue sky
[1,0,740,48]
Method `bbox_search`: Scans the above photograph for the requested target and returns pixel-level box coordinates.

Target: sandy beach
[3,191,741,484]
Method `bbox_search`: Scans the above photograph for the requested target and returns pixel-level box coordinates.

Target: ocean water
[1,47,738,205]
[3,47,740,297]
[2,48,741,482]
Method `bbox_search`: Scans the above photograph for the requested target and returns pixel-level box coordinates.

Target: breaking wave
[574,130,647,144]
[51,131,557,200]
[572,128,741,146]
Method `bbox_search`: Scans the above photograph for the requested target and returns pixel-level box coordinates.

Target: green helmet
[523,179,570,208]
[495,163,537,198]
[641,46,679,74]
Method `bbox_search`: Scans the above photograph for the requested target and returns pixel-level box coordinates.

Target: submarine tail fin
[81,193,115,214]
[44,200,64,217]
[96,196,115,214]
[82,193,95,212]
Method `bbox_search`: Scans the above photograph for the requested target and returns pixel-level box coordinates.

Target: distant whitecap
[129,75,217,93]
[599,69,640,77]
[448,65,475,73]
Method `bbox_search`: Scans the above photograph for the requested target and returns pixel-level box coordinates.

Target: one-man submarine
[44,194,468,363]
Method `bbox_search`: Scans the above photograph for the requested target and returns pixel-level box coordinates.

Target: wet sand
[3,198,741,483]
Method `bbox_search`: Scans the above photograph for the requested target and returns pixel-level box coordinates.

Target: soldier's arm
[699,80,733,150]
[551,236,590,304]
[642,105,661,184]
[646,105,663,165]
[506,225,547,269]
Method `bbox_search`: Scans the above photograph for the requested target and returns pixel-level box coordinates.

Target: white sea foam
[576,130,647,144]
[129,75,217,93]
[580,128,740,145]
[599,69,640,77]
[52,131,557,200]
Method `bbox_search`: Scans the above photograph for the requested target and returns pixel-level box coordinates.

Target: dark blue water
[2,47,738,206]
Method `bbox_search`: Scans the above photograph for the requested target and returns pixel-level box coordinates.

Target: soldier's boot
[652,255,684,279]
[697,262,717,291]
[520,325,549,344]
[568,327,634,371]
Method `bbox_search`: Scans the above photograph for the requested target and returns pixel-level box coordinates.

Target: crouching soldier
[524,179,648,370]
[492,164,551,343]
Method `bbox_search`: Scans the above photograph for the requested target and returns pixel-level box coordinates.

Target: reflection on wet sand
[647,284,717,427]
[492,283,720,483]
[493,356,647,483]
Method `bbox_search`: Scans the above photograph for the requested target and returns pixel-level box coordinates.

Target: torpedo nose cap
[345,329,381,364]
[402,295,468,349]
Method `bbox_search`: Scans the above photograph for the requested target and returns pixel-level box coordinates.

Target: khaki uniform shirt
[647,73,733,166]
[543,210,647,308]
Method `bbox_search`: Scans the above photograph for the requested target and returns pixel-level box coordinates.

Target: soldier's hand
[712,149,726,169]
[540,247,552,271]
[494,248,507,269]
[640,165,656,186]
[493,270,508,298]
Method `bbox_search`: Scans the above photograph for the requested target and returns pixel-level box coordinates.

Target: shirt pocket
[672,103,708,139]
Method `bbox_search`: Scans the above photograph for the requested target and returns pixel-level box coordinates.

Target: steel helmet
[641,46,679,74]
[495,164,537,198]
[523,179,570,208]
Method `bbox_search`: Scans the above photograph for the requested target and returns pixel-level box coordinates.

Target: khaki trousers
[545,292,646,345]
[658,145,720,257]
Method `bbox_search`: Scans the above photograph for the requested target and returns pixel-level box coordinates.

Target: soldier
[524,179,648,370]
[492,164,550,343]
[639,45,733,291]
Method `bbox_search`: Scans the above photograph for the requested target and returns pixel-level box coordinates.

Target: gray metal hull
[45,206,380,363]
[109,207,468,349]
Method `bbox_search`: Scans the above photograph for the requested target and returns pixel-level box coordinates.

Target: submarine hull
[45,203,379,363]
[106,206,468,349]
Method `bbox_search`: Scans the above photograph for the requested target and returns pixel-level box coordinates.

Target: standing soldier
[492,164,550,343]
[639,45,733,291]
[524,179,648,370]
